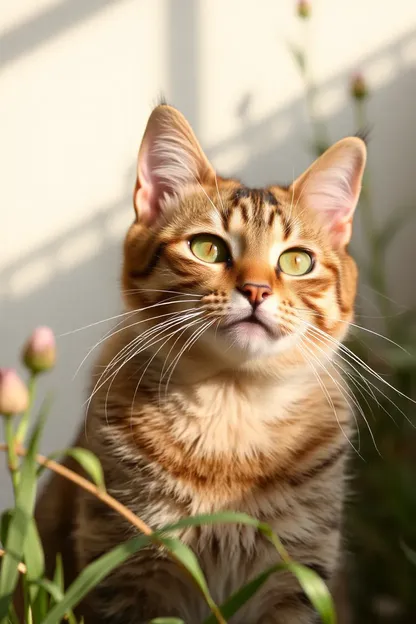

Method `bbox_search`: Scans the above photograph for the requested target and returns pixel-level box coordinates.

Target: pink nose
[239,282,272,307]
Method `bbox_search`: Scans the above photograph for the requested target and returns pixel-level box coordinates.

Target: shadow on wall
[1,0,131,67]
[1,2,416,508]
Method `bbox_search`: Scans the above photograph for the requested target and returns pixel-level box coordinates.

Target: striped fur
[36,105,366,623]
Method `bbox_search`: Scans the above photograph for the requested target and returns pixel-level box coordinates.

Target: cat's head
[122,104,366,374]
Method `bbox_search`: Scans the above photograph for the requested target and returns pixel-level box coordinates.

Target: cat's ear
[290,137,367,247]
[134,104,215,225]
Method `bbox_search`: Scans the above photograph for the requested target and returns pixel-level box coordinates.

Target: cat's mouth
[222,314,275,338]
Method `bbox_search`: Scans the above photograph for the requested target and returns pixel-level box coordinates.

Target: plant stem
[301,18,329,155]
[4,415,18,494]
[0,443,226,624]
[261,526,292,564]
[353,99,393,333]
[0,549,27,574]
[16,373,37,446]
[23,577,33,624]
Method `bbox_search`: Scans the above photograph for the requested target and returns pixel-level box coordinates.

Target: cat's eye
[189,234,230,264]
[278,248,314,276]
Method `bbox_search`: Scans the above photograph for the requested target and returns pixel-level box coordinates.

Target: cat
[35,103,366,623]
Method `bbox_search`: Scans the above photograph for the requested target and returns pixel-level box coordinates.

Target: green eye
[190,234,230,264]
[278,248,314,276]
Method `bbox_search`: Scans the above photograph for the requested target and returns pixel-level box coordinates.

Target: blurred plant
[289,4,416,623]
[296,1,311,20]
[0,330,335,623]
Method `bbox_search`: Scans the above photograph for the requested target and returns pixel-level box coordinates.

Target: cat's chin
[217,320,288,359]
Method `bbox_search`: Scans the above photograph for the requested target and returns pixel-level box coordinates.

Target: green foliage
[1,8,415,623]
[291,7,416,624]
[0,341,336,623]
[50,447,106,490]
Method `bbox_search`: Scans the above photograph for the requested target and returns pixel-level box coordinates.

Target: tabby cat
[36,103,366,623]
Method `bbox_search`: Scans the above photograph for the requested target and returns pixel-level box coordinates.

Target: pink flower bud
[297,0,311,18]
[22,326,56,373]
[0,369,29,415]
[351,72,368,100]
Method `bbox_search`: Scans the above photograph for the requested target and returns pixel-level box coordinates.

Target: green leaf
[31,578,77,624]
[150,619,185,624]
[22,517,45,620]
[5,602,20,624]
[41,535,153,624]
[203,563,284,624]
[45,447,105,490]
[0,409,46,618]
[23,518,44,581]
[157,511,262,534]
[0,509,13,546]
[204,562,335,624]
[156,513,334,624]
[31,578,64,604]
[52,553,65,596]
[287,562,336,624]
[158,537,219,615]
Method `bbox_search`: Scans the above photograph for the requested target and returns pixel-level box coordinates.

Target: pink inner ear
[136,145,160,225]
[302,162,360,247]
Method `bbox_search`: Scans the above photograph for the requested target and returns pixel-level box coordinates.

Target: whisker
[292,306,412,355]
[303,322,410,426]
[131,317,208,422]
[214,172,226,214]
[94,315,202,427]
[303,320,416,407]
[97,308,201,379]
[296,338,362,457]
[103,315,203,425]
[300,332,380,456]
[73,299,202,379]
[121,288,203,297]
[162,319,216,398]
[59,309,137,337]
[84,311,202,412]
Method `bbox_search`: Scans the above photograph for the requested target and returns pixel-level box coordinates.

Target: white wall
[1,0,416,508]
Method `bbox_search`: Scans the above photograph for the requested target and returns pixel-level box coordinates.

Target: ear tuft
[134,105,214,225]
[291,137,367,247]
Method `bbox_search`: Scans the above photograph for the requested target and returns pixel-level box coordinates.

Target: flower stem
[16,373,37,446]
[353,100,393,333]
[4,415,18,494]
[0,443,225,624]
[301,18,329,155]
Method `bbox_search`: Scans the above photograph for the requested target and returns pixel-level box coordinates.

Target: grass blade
[22,517,45,620]
[39,447,105,489]
[157,513,335,624]
[52,553,64,596]
[0,509,12,546]
[150,619,185,624]
[0,409,46,618]
[203,563,285,624]
[203,562,335,624]
[58,448,105,490]
[287,562,336,624]
[159,537,221,620]
[41,535,152,624]
[157,511,262,534]
[31,578,63,604]
[23,518,44,581]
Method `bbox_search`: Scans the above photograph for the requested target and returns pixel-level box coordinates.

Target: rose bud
[22,326,56,373]
[0,369,29,415]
